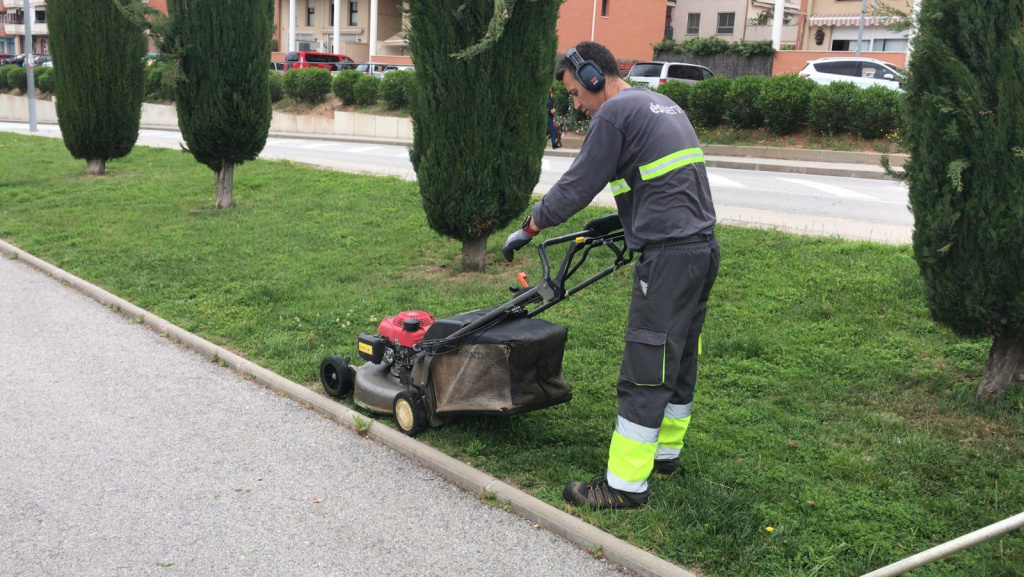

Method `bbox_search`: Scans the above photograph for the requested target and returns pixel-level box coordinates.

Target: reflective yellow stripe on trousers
[607,416,658,493]
[638,147,705,181]
[655,402,692,461]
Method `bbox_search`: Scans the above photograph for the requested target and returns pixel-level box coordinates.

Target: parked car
[354,62,389,77]
[283,51,354,72]
[380,64,414,76]
[2,54,26,67]
[270,61,287,74]
[626,61,714,89]
[798,57,904,91]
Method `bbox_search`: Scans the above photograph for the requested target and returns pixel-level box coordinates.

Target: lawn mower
[318,214,631,436]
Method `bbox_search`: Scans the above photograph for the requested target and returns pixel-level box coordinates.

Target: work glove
[502,215,539,262]
[583,212,622,236]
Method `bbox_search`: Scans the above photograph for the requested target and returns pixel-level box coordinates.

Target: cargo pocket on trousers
[620,326,668,386]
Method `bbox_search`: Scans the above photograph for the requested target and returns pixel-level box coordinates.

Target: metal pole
[23,0,36,132]
[855,0,867,56]
[904,0,922,66]
[369,0,378,59]
[862,512,1024,577]
[770,0,786,50]
[333,0,340,54]
[288,0,296,51]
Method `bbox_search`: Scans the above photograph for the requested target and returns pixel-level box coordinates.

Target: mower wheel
[319,355,354,397]
[393,391,427,437]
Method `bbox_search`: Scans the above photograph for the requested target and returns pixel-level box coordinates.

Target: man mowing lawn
[503,41,719,509]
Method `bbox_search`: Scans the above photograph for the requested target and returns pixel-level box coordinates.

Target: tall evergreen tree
[408,0,560,271]
[46,0,147,176]
[165,0,273,208]
[903,0,1024,396]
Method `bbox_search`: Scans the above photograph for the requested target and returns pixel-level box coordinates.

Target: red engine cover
[377,310,435,348]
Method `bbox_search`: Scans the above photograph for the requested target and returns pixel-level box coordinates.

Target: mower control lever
[516,272,529,288]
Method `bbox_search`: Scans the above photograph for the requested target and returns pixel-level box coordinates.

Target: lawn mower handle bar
[439,228,632,343]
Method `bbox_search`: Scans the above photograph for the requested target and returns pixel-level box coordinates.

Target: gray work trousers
[616,236,720,429]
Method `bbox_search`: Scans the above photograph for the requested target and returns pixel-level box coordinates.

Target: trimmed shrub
[380,69,414,109]
[35,67,55,94]
[283,67,331,103]
[725,75,765,129]
[0,65,19,90]
[851,85,902,139]
[6,66,27,92]
[757,74,815,135]
[267,71,283,102]
[144,63,177,101]
[687,76,732,129]
[656,80,692,109]
[331,69,362,104]
[353,74,381,106]
[552,79,588,132]
[680,36,731,55]
[809,81,859,136]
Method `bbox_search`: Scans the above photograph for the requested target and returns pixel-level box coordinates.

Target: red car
[283,51,354,72]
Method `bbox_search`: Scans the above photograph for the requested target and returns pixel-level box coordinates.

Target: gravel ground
[0,256,627,577]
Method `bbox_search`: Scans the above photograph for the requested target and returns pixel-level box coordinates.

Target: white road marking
[776,177,876,200]
[343,145,385,154]
[297,141,341,150]
[707,173,747,188]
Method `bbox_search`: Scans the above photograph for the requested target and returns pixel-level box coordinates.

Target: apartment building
[1,0,48,55]
[802,0,908,53]
[274,0,671,65]
[671,0,801,46]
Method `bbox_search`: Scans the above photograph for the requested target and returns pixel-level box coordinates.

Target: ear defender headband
[566,46,606,92]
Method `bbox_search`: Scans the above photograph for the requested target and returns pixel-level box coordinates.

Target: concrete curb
[0,239,696,577]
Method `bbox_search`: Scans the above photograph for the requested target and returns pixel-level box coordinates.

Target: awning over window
[809,14,897,27]
[383,30,407,47]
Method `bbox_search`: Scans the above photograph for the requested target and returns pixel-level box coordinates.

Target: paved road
[0,256,627,577]
[0,122,913,244]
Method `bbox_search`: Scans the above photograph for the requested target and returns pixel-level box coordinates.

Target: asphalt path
[0,121,913,243]
[0,256,627,577]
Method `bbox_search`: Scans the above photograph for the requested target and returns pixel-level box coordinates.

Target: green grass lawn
[1,132,1020,575]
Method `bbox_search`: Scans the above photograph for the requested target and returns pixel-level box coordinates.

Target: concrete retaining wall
[0,93,414,140]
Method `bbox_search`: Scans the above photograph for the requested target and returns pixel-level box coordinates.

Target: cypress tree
[408,0,560,271]
[46,0,147,176]
[166,0,273,209]
[903,0,1024,396]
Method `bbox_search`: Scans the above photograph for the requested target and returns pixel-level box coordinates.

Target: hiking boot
[652,457,680,475]
[563,477,649,510]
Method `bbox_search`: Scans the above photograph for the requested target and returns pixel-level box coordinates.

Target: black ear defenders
[566,46,606,92]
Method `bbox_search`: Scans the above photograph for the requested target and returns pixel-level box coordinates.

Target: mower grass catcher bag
[422,308,572,416]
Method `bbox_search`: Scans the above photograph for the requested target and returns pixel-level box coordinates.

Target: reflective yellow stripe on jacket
[638,147,705,181]
[609,179,631,196]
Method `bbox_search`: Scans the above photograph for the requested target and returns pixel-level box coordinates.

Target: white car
[798,57,904,91]
[625,61,714,89]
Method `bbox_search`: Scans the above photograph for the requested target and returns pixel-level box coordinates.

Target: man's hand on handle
[502,215,540,262]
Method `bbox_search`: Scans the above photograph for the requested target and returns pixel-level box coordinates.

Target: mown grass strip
[0,132,1020,575]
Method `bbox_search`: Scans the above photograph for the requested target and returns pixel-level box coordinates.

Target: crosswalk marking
[297,141,341,150]
[776,177,875,200]
[343,145,385,154]
[707,173,747,188]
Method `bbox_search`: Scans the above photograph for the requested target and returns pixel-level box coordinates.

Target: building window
[716,12,735,35]
[306,0,315,27]
[879,38,908,52]
[349,1,359,26]
[601,0,609,17]
[831,39,868,52]
[686,13,700,35]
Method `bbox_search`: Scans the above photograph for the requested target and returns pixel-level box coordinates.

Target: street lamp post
[855,0,867,56]
[23,0,36,132]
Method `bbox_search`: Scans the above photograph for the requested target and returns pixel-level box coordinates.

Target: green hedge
[757,74,816,135]
[0,65,19,90]
[655,37,775,57]
[809,81,859,136]
[283,67,331,104]
[656,81,692,109]
[380,70,414,109]
[6,66,27,92]
[852,85,902,139]
[35,67,55,94]
[331,69,362,104]
[725,75,765,129]
[144,63,177,101]
[268,71,283,103]
[353,74,381,106]
[688,76,732,129]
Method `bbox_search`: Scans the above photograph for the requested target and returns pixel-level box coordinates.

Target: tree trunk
[976,331,1024,398]
[215,161,234,209]
[86,158,106,176]
[461,235,488,272]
